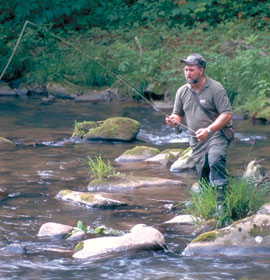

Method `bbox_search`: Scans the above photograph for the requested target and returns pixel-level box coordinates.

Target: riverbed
[0,96,270,280]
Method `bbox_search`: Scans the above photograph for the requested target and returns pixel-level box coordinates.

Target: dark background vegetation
[1,0,270,117]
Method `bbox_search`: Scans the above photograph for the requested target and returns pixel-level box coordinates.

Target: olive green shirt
[172,76,232,157]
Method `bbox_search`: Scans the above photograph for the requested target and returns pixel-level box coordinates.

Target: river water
[0,96,270,280]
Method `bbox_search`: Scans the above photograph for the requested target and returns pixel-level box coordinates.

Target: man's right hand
[165,114,181,127]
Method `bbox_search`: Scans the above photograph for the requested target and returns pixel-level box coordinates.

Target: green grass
[186,177,270,228]
[87,155,116,181]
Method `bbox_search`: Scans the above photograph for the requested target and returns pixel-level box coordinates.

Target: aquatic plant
[186,177,270,228]
[87,155,117,181]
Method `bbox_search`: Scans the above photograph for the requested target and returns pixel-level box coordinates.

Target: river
[0,96,270,280]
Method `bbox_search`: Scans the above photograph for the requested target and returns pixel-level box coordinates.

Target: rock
[0,243,26,255]
[0,188,9,200]
[56,190,128,208]
[73,117,140,142]
[163,214,198,224]
[257,203,270,215]
[88,175,182,191]
[72,224,166,259]
[0,81,16,96]
[66,230,88,241]
[190,181,200,193]
[243,160,265,179]
[37,222,73,238]
[170,147,196,172]
[144,149,183,166]
[115,145,160,163]
[182,214,270,257]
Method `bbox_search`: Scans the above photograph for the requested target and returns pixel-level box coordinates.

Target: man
[166,53,233,193]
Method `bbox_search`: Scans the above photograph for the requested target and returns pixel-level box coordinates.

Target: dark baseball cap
[180,53,206,68]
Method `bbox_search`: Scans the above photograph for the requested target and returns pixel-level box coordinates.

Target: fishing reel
[175,124,183,134]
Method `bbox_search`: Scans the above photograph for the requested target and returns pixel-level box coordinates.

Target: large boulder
[73,117,140,142]
[170,147,196,172]
[182,214,270,257]
[73,224,166,259]
[88,175,182,191]
[144,149,183,167]
[56,190,128,208]
[115,146,160,163]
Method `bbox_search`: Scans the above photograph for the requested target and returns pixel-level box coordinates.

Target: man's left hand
[195,128,209,142]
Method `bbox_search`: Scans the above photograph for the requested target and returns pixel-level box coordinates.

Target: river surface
[0,96,270,280]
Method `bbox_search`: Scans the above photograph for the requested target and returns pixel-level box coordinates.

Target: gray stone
[73,224,166,259]
[56,190,128,208]
[88,175,182,191]
[170,148,196,172]
[0,82,16,96]
[37,222,73,238]
[182,214,270,257]
[144,149,182,166]
[115,146,160,163]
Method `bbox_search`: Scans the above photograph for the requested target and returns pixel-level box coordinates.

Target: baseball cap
[180,53,206,68]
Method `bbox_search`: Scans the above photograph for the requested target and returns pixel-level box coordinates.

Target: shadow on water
[0,97,270,279]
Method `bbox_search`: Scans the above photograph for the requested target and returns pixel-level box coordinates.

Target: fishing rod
[1,20,195,134]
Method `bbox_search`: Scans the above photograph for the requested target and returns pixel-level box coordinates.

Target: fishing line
[1,20,195,134]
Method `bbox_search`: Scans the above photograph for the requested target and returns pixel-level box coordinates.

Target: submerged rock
[115,145,160,163]
[88,175,182,191]
[73,224,166,259]
[73,117,140,142]
[37,222,73,238]
[0,243,26,255]
[56,190,128,208]
[182,214,270,257]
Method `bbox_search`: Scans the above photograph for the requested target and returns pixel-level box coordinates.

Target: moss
[80,193,95,203]
[72,121,100,137]
[74,241,84,252]
[179,147,192,159]
[192,231,217,243]
[161,149,183,154]
[123,145,160,156]
[248,223,270,237]
[59,190,73,196]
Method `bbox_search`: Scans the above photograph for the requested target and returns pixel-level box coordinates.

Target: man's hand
[165,114,181,127]
[195,128,210,142]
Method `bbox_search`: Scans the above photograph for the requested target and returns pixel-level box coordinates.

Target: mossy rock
[86,117,140,141]
[115,145,160,162]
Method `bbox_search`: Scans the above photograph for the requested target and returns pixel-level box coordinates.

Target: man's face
[184,64,203,84]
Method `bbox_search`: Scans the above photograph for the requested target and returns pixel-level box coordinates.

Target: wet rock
[73,117,140,142]
[73,224,166,259]
[37,222,73,238]
[144,149,183,167]
[191,219,217,237]
[115,145,160,163]
[0,188,9,200]
[182,214,270,257]
[163,214,198,225]
[0,81,16,96]
[66,230,88,242]
[56,190,128,208]
[243,160,265,180]
[0,243,26,255]
[170,147,196,172]
[88,175,182,191]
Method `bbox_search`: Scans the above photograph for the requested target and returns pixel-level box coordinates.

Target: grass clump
[87,155,123,181]
[186,177,270,228]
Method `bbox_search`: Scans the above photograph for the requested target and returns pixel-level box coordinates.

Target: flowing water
[0,96,270,280]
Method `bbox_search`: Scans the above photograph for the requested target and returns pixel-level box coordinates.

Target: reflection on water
[0,97,270,280]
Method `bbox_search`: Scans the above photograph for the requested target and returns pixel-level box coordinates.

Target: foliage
[87,155,116,181]
[70,220,123,236]
[186,177,270,228]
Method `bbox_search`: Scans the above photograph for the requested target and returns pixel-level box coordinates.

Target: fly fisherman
[166,53,234,201]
